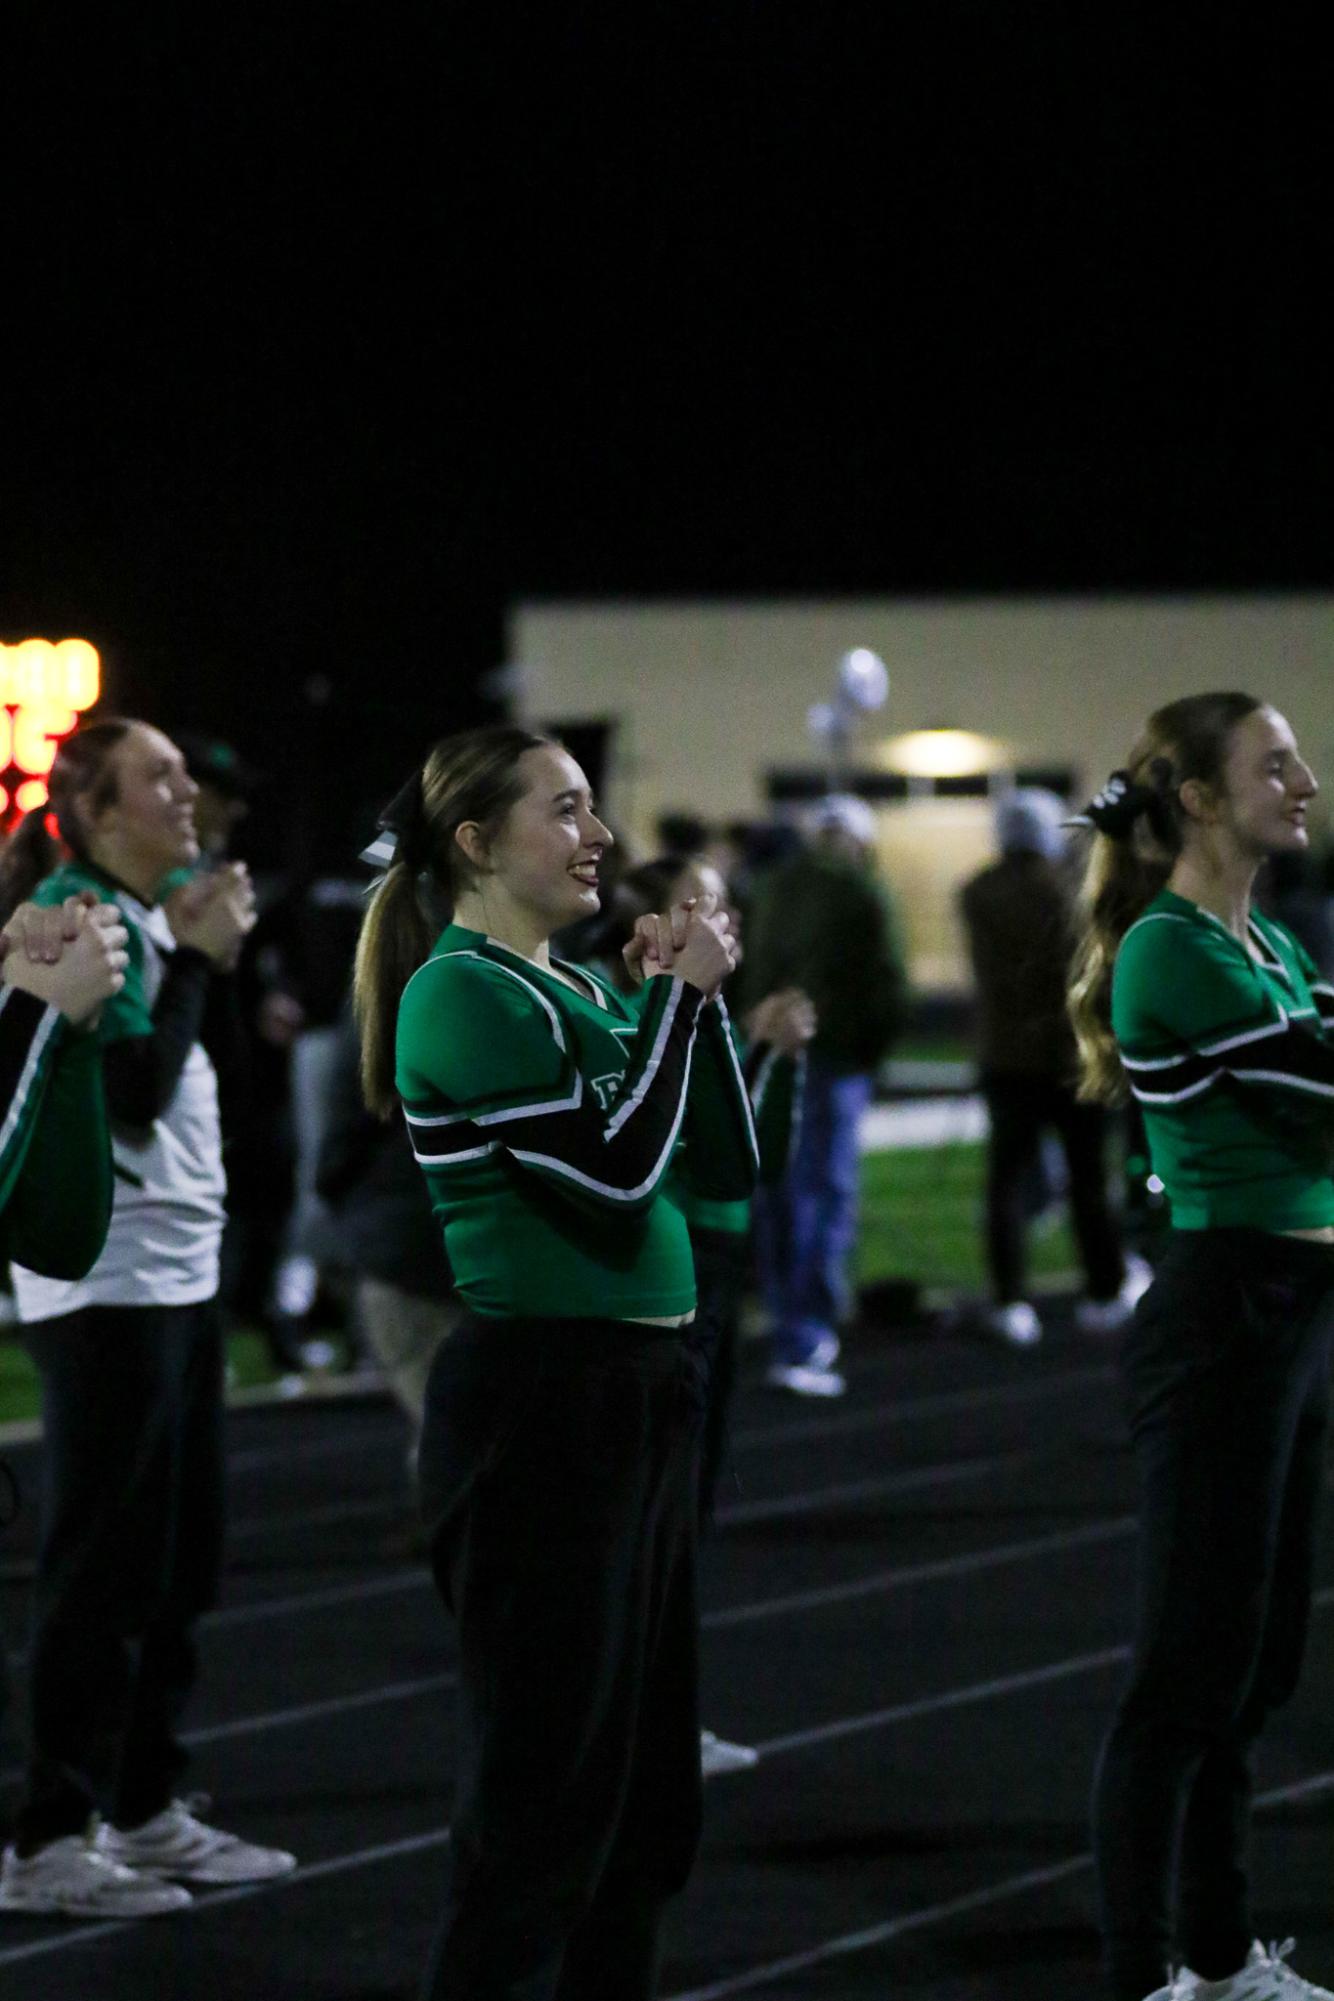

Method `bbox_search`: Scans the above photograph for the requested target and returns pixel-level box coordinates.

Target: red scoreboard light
[0,639,101,821]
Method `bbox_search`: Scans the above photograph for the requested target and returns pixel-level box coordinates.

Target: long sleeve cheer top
[1112,889,1334,1232]
[396,922,760,1320]
[0,984,113,1279]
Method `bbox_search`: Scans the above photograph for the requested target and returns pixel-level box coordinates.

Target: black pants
[418,1314,705,2001]
[1092,1230,1334,1999]
[16,1300,226,1850]
[690,1228,748,1529]
[982,1071,1125,1304]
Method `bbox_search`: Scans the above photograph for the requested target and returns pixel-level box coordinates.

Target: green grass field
[0,1140,1069,1428]
[858,1141,1076,1292]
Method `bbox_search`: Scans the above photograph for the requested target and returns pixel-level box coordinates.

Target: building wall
[511,594,1334,842]
[510,594,1334,990]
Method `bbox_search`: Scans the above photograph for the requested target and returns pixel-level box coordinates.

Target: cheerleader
[0,719,295,1918]
[1069,694,1334,2001]
[355,726,757,2001]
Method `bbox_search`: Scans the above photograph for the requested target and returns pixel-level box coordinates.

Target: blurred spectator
[570,848,812,1775]
[170,736,302,1370]
[316,1002,456,1467]
[655,810,710,857]
[745,795,908,1396]
[249,868,367,1364]
[1260,847,1334,980]
[175,733,262,867]
[959,788,1147,1345]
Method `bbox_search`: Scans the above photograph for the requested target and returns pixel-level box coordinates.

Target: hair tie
[360,769,428,873]
[1065,761,1177,843]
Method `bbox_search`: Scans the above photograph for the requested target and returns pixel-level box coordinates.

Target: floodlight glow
[807,702,840,742]
[879,728,1010,779]
[837,648,889,711]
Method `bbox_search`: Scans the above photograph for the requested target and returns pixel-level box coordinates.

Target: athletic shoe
[1174,1938,1334,1998]
[984,1301,1042,1347]
[805,1331,841,1370]
[700,1729,760,1778]
[1076,1253,1155,1336]
[764,1361,846,1398]
[100,1801,297,1886]
[0,1831,192,1916]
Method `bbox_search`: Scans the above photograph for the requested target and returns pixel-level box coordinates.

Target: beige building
[510,595,1334,991]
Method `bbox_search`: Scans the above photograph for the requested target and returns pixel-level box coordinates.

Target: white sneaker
[100,1800,297,1886]
[0,1831,192,1916]
[700,1729,760,1778]
[806,1332,841,1370]
[985,1301,1042,1347]
[1076,1254,1155,1335]
[1174,1939,1334,1999]
[764,1361,846,1398]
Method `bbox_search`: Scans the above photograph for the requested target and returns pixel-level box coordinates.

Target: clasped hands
[0,893,130,1025]
[164,863,256,971]
[621,892,740,1000]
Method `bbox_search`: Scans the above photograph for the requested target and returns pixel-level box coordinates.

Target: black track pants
[16,1300,225,1849]
[1092,1230,1334,1999]
[418,1314,706,2001]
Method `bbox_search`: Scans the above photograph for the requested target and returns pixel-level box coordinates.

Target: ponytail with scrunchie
[1066,757,1178,844]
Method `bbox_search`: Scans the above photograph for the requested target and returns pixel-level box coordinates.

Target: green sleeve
[398,957,573,1115]
[30,876,154,1044]
[0,990,64,1215]
[399,956,705,1215]
[749,1044,802,1185]
[0,1027,113,1277]
[1113,913,1334,1117]
[1113,916,1284,1055]
[674,1000,761,1201]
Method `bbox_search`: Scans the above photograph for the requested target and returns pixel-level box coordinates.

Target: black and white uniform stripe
[406,962,707,1211]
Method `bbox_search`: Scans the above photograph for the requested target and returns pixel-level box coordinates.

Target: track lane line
[0,1518,1140,1775]
[9,1760,1334,1979]
[730,1364,1114,1450]
[659,1762,1334,1999]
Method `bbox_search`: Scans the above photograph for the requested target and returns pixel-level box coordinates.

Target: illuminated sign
[0,639,101,818]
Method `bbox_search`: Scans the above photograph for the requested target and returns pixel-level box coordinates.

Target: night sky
[3,6,1326,821]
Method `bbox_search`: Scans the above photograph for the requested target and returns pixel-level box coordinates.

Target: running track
[3,1308,1334,1999]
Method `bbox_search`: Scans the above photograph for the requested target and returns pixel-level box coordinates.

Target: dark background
[2,4,1326,857]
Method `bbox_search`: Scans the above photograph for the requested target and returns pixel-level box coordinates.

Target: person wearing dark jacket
[316,999,456,1462]
[744,795,907,1396]
[960,788,1144,1346]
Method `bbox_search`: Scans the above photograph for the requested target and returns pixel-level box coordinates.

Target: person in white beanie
[745,795,908,1394]
[960,788,1146,1346]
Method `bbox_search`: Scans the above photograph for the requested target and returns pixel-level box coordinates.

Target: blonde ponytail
[351,724,556,1117]
[1068,835,1172,1102]
[353,861,437,1118]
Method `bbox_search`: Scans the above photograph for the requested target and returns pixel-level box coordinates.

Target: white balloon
[838,648,889,711]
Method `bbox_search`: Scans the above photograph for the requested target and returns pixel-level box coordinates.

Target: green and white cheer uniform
[396,922,760,1321]
[1112,889,1334,1233]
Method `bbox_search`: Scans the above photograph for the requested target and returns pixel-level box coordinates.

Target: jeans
[1091,1230,1334,1999]
[753,1060,872,1366]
